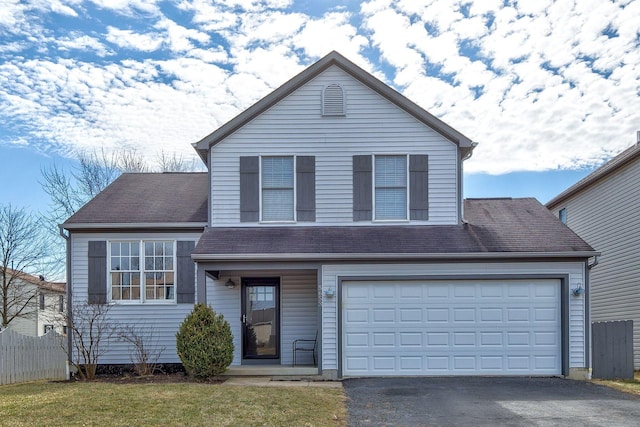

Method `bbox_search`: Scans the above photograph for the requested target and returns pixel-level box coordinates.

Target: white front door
[342,279,562,376]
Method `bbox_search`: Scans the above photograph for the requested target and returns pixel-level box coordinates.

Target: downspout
[459,142,478,223]
[584,255,599,375]
[59,225,72,379]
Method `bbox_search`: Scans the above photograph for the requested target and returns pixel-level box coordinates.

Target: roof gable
[194,51,475,163]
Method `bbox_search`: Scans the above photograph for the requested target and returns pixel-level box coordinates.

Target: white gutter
[62,222,207,230]
[192,251,600,261]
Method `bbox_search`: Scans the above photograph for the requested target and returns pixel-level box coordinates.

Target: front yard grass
[591,372,640,396]
[0,381,346,426]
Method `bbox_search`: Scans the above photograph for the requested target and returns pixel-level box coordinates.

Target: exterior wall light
[572,284,585,296]
[225,278,236,289]
[324,288,336,298]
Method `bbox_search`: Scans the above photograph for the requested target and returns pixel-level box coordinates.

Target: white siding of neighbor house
[70,232,201,364]
[6,283,65,337]
[207,269,318,366]
[549,157,640,368]
[37,291,66,336]
[210,65,459,227]
[320,261,587,372]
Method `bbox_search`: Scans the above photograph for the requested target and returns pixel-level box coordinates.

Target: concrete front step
[222,365,318,377]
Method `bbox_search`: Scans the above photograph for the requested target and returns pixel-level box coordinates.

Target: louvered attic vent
[322,83,345,116]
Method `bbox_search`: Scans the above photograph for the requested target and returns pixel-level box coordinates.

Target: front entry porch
[199,266,320,370]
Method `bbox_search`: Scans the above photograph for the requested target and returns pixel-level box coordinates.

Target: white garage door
[342,279,562,376]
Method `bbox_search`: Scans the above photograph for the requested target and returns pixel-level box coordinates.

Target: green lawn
[592,372,640,396]
[0,381,346,426]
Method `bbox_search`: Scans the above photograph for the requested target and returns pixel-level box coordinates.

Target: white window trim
[372,154,409,222]
[107,240,177,305]
[259,155,297,224]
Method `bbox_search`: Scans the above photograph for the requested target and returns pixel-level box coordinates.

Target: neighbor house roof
[547,143,640,209]
[193,51,476,163]
[3,268,65,293]
[62,172,208,230]
[192,198,595,261]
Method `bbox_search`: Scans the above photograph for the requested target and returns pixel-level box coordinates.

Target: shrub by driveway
[343,377,640,427]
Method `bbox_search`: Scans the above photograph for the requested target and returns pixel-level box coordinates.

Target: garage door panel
[342,280,561,376]
[399,309,422,322]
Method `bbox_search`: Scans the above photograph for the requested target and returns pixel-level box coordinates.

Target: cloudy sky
[1,0,639,210]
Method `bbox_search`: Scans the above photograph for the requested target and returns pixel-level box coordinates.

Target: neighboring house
[63,51,596,379]
[3,269,66,337]
[547,139,640,369]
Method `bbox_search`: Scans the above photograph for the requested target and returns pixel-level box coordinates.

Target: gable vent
[322,83,345,116]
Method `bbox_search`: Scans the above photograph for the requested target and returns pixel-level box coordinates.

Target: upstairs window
[261,156,294,221]
[374,155,408,220]
[322,83,345,116]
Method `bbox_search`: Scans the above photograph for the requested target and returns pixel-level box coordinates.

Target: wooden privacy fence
[592,320,634,380]
[0,328,68,385]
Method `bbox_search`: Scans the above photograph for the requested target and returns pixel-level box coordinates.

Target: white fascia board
[192,251,600,261]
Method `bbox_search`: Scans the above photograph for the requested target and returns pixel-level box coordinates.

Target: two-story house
[547,139,640,369]
[4,269,66,337]
[62,51,596,379]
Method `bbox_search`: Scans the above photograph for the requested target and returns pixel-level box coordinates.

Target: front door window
[242,278,279,360]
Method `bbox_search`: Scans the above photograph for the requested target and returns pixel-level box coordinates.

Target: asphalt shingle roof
[193,198,594,257]
[63,173,593,257]
[63,172,208,226]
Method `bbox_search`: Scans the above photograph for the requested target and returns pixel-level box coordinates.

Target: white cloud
[89,0,161,15]
[56,33,113,56]
[105,26,163,51]
[154,17,210,53]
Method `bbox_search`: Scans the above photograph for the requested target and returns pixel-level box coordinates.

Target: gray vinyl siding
[210,65,459,227]
[320,261,587,372]
[549,158,640,368]
[207,270,318,366]
[70,232,201,364]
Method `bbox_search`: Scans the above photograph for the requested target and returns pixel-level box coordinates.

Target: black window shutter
[87,241,107,305]
[176,241,195,304]
[296,156,316,222]
[353,155,372,221]
[240,156,259,222]
[409,155,429,220]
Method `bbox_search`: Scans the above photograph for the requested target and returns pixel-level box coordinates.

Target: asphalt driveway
[343,377,640,426]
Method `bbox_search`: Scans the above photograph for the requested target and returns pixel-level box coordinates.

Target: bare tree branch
[0,204,53,327]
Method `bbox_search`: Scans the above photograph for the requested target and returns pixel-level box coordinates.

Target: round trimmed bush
[176,304,234,379]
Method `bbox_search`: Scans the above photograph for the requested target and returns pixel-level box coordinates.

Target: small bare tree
[64,301,118,380]
[119,325,165,376]
[0,204,52,328]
